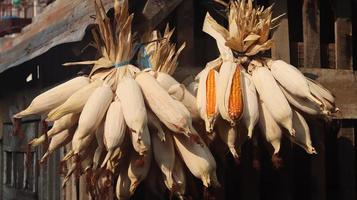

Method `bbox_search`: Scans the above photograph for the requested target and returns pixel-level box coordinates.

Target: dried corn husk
[116,164,132,200]
[72,84,113,154]
[216,118,239,160]
[116,76,147,141]
[130,125,151,156]
[251,65,294,135]
[173,127,219,188]
[170,156,186,199]
[14,76,89,119]
[291,110,316,154]
[135,72,192,136]
[47,79,103,121]
[306,78,335,105]
[102,100,126,167]
[29,113,79,147]
[93,120,105,169]
[128,150,152,193]
[241,71,259,138]
[152,130,175,189]
[40,127,75,163]
[258,101,281,154]
[168,84,200,120]
[186,80,198,96]
[147,110,165,141]
[268,60,323,107]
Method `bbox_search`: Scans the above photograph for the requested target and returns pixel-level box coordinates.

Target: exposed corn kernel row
[206,69,216,118]
[228,64,243,120]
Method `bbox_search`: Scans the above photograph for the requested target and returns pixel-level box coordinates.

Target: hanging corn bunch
[12,0,339,199]
[196,0,338,165]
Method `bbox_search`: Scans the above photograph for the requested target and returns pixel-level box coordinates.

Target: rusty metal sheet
[0,0,114,73]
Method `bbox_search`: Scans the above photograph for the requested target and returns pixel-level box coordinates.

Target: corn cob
[258,100,282,154]
[152,130,175,189]
[93,120,105,169]
[102,100,126,167]
[40,127,75,163]
[47,79,103,121]
[269,60,323,107]
[218,61,244,125]
[241,71,259,138]
[216,118,239,160]
[72,84,113,155]
[251,66,295,135]
[14,76,89,119]
[173,127,219,188]
[147,110,165,141]
[116,76,147,142]
[291,110,316,154]
[279,85,325,115]
[168,83,200,120]
[197,68,219,132]
[306,78,335,104]
[29,113,79,147]
[128,150,152,193]
[130,125,151,156]
[135,72,192,136]
[170,156,186,199]
[116,164,132,200]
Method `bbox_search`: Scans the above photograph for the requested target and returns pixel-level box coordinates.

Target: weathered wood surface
[270,0,290,62]
[0,0,114,73]
[302,0,320,67]
[300,68,357,119]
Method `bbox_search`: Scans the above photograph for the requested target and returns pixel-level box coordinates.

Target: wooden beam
[270,0,290,62]
[334,1,355,199]
[302,0,320,67]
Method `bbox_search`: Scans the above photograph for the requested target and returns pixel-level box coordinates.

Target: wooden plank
[302,0,320,67]
[334,1,355,199]
[270,0,290,62]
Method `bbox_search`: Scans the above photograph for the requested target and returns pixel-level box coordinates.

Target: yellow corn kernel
[228,64,243,120]
[206,69,216,118]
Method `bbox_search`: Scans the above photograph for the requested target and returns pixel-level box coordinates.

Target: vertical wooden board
[0,141,2,199]
[176,0,195,68]
[335,18,352,69]
[302,0,321,67]
[270,0,290,62]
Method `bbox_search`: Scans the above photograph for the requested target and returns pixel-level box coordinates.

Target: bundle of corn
[196,0,338,165]
[13,0,219,199]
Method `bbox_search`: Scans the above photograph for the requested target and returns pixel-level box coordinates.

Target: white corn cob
[168,83,200,120]
[135,72,192,136]
[29,113,79,147]
[102,100,126,167]
[116,165,132,200]
[152,130,175,190]
[149,71,178,91]
[147,110,165,141]
[252,66,295,135]
[93,120,105,169]
[307,79,338,113]
[306,78,335,104]
[130,125,151,156]
[217,61,241,125]
[128,150,152,193]
[14,76,89,118]
[291,110,317,154]
[186,80,198,96]
[241,71,259,138]
[116,76,147,141]
[216,118,239,160]
[40,127,75,163]
[173,127,219,188]
[170,156,186,199]
[280,85,324,115]
[196,68,219,132]
[72,84,113,154]
[259,101,282,154]
[269,60,323,107]
[47,79,103,121]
